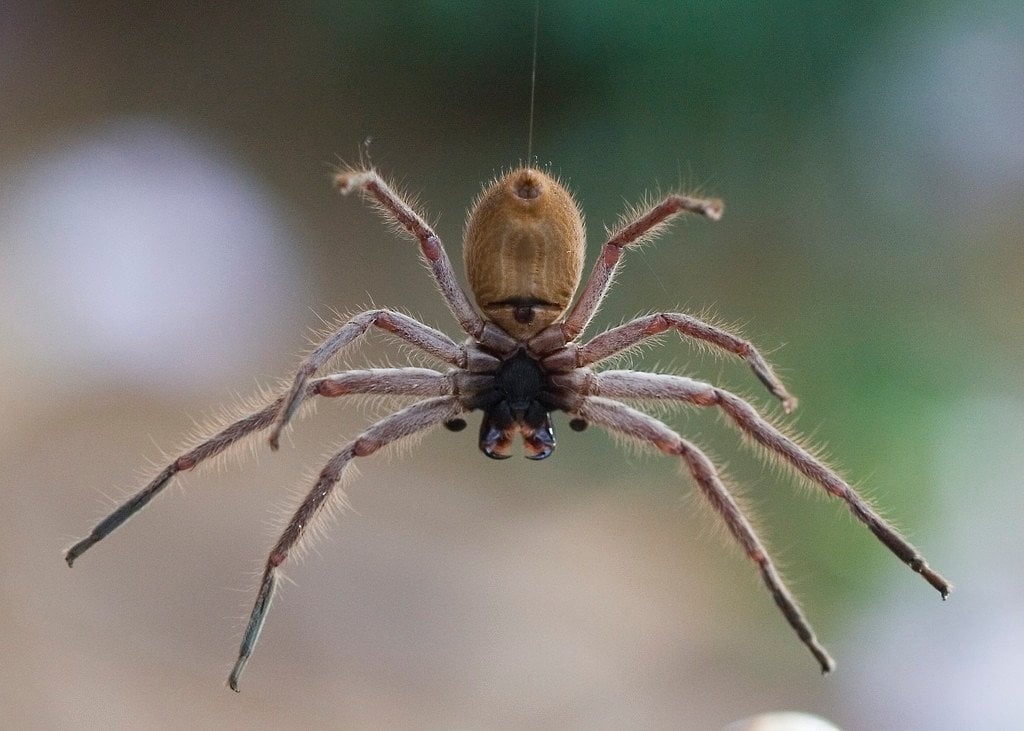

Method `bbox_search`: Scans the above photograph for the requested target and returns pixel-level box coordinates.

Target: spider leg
[592,370,951,597]
[561,192,723,341]
[577,396,835,673]
[229,395,463,691]
[65,368,451,566]
[335,167,486,339]
[312,366,451,399]
[269,309,464,450]
[574,312,797,412]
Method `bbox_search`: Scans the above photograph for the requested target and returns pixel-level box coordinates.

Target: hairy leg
[65,368,451,566]
[561,192,723,341]
[269,309,463,449]
[229,395,463,691]
[574,313,796,411]
[335,168,485,338]
[592,370,950,596]
[577,395,834,673]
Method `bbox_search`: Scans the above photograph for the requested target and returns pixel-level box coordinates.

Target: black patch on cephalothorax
[465,348,561,460]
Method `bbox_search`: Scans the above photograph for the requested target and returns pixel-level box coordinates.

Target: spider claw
[482,438,513,460]
[269,400,304,449]
[820,657,836,675]
[807,639,836,674]
[64,538,94,567]
[523,433,554,460]
[922,565,952,599]
[523,416,556,460]
[479,411,514,459]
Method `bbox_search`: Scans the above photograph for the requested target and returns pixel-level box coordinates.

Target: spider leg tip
[921,565,952,598]
[333,170,372,195]
[64,537,95,567]
[228,663,246,692]
[333,175,352,194]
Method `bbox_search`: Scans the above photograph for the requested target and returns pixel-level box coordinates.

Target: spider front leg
[561,191,723,341]
[334,167,486,338]
[229,395,464,691]
[575,313,797,412]
[269,164,506,444]
[591,370,951,597]
[65,368,452,566]
[269,309,464,449]
[577,396,835,673]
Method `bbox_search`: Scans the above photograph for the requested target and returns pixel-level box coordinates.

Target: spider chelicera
[66,165,950,690]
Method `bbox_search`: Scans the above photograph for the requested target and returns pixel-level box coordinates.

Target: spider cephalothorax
[66,164,950,691]
[461,347,562,460]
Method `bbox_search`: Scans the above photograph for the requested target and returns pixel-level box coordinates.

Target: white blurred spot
[725,712,842,731]
[0,119,303,389]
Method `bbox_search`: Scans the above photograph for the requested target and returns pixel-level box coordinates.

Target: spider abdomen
[464,168,585,341]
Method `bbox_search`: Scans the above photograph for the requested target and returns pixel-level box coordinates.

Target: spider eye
[443,418,467,432]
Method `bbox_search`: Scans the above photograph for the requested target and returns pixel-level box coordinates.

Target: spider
[65,165,950,690]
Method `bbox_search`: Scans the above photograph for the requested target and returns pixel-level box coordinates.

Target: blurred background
[3,1,1022,728]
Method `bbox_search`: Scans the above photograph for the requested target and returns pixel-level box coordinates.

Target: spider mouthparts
[480,416,513,459]
[478,410,556,460]
[523,421,555,460]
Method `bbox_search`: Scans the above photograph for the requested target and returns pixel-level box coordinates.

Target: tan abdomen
[464,168,586,341]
